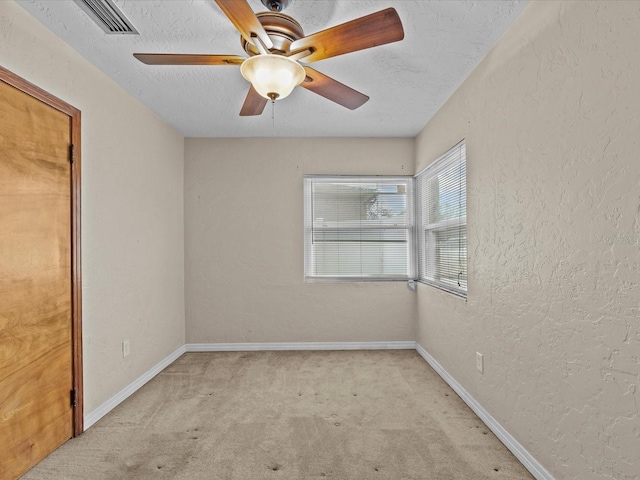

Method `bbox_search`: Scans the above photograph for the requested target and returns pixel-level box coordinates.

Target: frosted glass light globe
[241,54,306,101]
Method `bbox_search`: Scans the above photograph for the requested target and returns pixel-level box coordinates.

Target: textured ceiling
[16,0,528,138]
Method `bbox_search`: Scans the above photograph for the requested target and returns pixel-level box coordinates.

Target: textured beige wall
[185,138,416,343]
[415,1,639,479]
[1,2,185,414]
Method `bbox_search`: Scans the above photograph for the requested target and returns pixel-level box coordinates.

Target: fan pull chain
[271,100,276,129]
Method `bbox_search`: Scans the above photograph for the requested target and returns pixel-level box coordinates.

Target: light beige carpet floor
[23,350,534,480]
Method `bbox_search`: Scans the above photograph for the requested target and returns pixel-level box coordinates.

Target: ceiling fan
[133,0,404,116]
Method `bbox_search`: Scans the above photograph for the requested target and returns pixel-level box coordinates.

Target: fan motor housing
[241,12,304,56]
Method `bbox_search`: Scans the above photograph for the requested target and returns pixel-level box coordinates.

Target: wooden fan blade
[301,67,369,110]
[290,8,403,63]
[214,0,273,50]
[240,86,268,116]
[134,54,244,66]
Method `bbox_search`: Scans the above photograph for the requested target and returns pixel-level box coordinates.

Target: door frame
[0,65,83,436]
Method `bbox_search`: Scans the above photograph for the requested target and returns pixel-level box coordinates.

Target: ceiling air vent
[73,0,138,34]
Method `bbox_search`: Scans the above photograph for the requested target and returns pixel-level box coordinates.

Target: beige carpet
[23,351,534,479]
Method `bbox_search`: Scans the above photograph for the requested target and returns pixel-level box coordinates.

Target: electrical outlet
[476,352,484,373]
[122,340,130,358]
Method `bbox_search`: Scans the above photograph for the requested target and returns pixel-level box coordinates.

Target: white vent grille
[74,0,138,34]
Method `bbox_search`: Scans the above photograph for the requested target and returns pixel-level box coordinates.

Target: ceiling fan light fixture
[240,54,305,101]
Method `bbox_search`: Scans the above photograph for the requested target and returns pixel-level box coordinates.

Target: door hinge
[70,388,77,408]
[69,144,75,164]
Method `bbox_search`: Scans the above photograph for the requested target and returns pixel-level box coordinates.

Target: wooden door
[0,69,82,480]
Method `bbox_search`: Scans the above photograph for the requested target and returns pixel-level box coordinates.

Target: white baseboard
[415,343,555,480]
[185,341,417,352]
[84,345,187,430]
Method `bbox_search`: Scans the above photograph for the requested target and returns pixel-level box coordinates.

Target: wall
[415,2,639,479]
[185,138,416,344]
[0,1,185,415]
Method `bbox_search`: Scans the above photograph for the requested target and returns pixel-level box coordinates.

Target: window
[304,176,415,281]
[416,141,467,297]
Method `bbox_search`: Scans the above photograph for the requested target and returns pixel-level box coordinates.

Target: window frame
[304,175,415,283]
[415,141,467,298]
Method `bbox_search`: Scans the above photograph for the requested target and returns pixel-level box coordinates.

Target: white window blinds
[304,176,415,281]
[416,141,467,296]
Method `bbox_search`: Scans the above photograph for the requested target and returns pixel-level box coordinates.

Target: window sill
[305,277,411,284]
[417,280,467,299]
